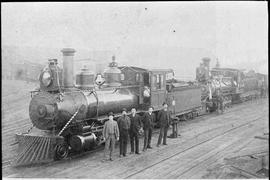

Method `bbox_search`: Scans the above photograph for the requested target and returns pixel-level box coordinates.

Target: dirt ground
[2,80,39,164]
[2,80,268,179]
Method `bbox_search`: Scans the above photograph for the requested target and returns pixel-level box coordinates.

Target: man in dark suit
[117,108,130,157]
[129,108,142,155]
[142,106,155,151]
[157,103,171,147]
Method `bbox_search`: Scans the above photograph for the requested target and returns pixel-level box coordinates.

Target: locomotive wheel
[54,143,69,160]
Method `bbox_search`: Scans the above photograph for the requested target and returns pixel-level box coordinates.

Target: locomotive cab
[149,69,173,110]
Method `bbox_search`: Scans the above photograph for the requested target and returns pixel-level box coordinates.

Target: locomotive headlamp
[41,70,52,87]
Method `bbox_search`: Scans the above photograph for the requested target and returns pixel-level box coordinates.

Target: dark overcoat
[157,110,171,128]
[142,112,155,130]
[129,114,142,133]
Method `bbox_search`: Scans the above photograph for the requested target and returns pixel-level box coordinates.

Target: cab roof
[119,66,174,74]
[211,67,243,72]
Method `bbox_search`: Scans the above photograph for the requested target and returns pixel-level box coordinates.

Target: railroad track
[2,99,266,170]
[124,116,263,179]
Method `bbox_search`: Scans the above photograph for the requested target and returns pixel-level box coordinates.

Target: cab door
[150,72,166,110]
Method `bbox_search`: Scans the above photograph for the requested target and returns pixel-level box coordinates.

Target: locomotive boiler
[30,85,139,131]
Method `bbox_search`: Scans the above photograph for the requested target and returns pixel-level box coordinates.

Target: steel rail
[124,116,263,179]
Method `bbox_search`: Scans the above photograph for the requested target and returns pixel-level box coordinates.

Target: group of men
[102,103,171,161]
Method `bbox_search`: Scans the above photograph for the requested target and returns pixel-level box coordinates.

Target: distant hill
[120,45,216,80]
[2,44,217,81]
[3,44,265,82]
[2,45,114,75]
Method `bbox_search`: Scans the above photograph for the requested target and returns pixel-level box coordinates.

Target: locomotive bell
[95,73,105,86]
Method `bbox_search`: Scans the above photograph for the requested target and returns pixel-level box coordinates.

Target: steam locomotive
[196,58,268,111]
[14,48,267,166]
[14,48,202,166]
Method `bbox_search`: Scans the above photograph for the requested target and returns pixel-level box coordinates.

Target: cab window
[156,74,162,89]
[151,75,157,90]
[135,73,140,82]
[152,74,164,90]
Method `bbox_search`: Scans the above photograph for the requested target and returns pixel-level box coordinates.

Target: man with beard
[117,108,130,157]
[142,106,155,151]
[157,103,171,147]
[129,108,142,155]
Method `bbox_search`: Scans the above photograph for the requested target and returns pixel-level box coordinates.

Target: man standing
[260,83,265,98]
[142,107,155,151]
[157,103,171,147]
[216,89,224,114]
[117,108,130,157]
[103,112,119,161]
[129,108,142,155]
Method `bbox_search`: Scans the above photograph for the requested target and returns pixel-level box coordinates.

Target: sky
[1,2,268,78]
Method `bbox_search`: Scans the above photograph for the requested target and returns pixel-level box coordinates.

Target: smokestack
[202,57,211,70]
[61,48,76,88]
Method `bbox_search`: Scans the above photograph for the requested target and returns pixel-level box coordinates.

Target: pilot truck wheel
[54,143,69,160]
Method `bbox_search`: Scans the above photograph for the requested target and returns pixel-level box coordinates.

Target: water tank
[75,66,95,89]
[103,56,121,87]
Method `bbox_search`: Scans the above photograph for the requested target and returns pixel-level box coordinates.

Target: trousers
[130,131,139,153]
[218,101,224,113]
[157,126,168,145]
[119,129,128,156]
[143,128,152,149]
[104,134,116,159]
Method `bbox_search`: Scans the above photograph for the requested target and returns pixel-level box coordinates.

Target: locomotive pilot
[129,108,143,155]
[103,112,119,161]
[157,103,171,147]
[142,106,156,151]
[117,108,131,157]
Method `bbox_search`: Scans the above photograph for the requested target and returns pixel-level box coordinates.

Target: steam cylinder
[69,134,97,151]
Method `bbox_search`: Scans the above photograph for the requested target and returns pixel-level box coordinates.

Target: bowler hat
[162,102,168,106]
[122,108,127,112]
[108,112,114,117]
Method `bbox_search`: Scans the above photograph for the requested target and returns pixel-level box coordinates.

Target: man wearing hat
[129,108,142,155]
[157,102,171,147]
[142,106,156,151]
[103,112,119,161]
[117,108,131,157]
